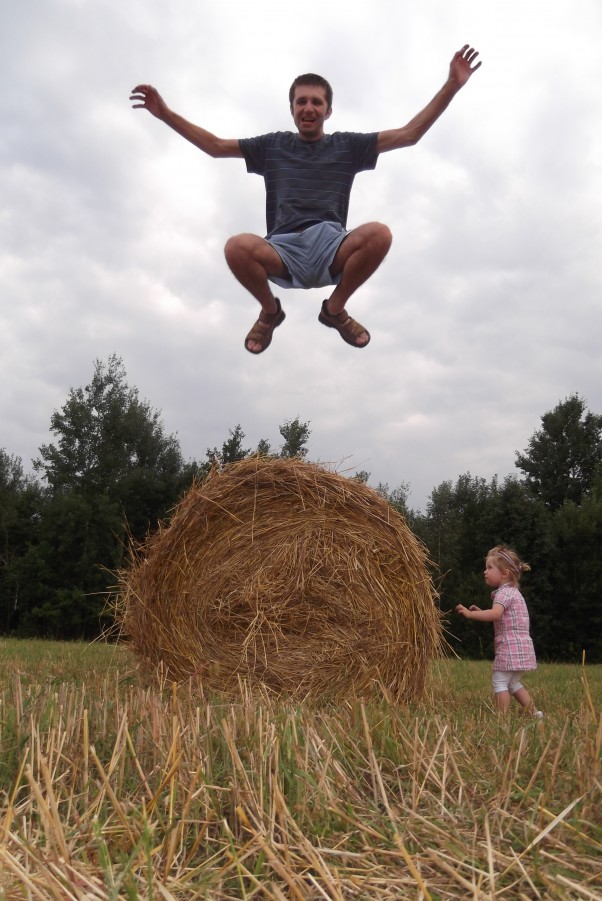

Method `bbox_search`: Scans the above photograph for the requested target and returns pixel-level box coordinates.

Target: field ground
[0,639,600,899]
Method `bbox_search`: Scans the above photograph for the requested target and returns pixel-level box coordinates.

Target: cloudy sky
[2,0,601,511]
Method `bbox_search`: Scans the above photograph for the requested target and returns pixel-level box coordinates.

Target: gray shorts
[267,221,348,290]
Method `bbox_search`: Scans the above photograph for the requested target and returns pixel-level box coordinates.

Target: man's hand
[130,84,168,120]
[449,45,482,89]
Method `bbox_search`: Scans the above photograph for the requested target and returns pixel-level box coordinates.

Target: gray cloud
[2,0,601,511]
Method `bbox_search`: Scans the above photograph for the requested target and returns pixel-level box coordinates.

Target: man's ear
[325,107,332,119]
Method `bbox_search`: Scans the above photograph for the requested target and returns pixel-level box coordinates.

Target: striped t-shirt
[239,131,379,237]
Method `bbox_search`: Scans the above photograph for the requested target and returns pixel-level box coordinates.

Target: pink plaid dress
[491,585,537,672]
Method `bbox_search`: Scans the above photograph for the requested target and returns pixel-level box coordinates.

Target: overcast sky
[2,0,601,511]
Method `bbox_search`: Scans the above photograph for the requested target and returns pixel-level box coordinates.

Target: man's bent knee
[369,222,393,252]
[224,233,288,281]
[224,233,256,264]
[349,221,393,254]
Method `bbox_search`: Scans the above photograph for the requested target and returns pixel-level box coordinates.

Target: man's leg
[224,233,290,353]
[323,222,392,344]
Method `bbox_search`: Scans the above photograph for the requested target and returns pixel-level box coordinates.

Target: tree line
[1,355,601,662]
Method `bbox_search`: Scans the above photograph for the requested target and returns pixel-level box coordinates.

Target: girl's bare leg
[513,687,536,713]
[494,690,511,713]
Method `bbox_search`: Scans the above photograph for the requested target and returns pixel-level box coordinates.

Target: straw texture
[118,457,442,701]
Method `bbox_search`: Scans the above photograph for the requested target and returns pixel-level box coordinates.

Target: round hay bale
[117,456,442,702]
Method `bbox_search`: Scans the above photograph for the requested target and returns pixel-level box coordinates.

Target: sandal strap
[258,297,282,325]
[319,300,370,348]
[245,298,285,354]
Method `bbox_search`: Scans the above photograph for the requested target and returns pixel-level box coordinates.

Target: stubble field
[0,639,600,899]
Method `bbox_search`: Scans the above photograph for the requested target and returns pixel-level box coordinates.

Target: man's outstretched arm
[376,45,481,153]
[130,85,243,158]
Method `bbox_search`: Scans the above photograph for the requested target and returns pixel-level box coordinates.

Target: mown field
[0,639,600,899]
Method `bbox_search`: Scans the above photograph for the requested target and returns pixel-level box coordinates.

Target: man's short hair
[289,74,333,110]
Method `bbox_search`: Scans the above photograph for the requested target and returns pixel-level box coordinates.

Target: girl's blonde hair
[487,545,531,584]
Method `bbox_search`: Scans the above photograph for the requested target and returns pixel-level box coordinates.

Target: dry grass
[117,457,441,702]
[0,639,600,899]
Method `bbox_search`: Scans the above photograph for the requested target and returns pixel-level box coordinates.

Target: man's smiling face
[290,84,332,142]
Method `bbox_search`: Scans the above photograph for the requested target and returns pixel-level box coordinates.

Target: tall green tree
[255,438,271,457]
[35,355,193,539]
[279,418,311,458]
[26,355,197,637]
[205,425,251,467]
[375,481,410,517]
[548,492,602,661]
[515,394,602,510]
[0,452,44,632]
[413,473,553,660]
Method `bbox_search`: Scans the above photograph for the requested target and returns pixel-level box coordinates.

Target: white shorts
[267,222,348,290]
[492,671,525,695]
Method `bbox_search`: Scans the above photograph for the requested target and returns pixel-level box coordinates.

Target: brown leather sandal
[318,300,370,348]
[244,298,286,354]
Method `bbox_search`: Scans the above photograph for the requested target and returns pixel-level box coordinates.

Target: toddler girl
[456,545,542,716]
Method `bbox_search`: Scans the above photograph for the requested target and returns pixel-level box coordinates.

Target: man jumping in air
[130,45,481,354]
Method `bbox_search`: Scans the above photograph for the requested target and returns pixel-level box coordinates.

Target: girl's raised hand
[455,603,481,618]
